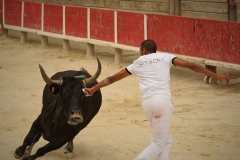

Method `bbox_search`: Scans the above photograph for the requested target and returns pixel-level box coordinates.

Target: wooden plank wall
[25,0,170,14]
[237,3,240,22]
[181,0,228,21]
[119,0,169,13]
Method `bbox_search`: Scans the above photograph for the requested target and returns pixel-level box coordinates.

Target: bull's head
[38,58,101,125]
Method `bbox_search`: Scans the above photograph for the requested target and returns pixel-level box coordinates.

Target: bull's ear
[49,84,60,94]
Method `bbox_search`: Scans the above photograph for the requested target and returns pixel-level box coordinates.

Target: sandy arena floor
[0,32,240,160]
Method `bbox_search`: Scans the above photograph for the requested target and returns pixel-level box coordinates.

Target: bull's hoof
[64,149,73,159]
[23,146,32,157]
[21,156,33,160]
[14,146,25,159]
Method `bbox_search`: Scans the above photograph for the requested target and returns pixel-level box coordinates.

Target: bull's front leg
[64,139,74,158]
[15,116,42,159]
[21,141,66,160]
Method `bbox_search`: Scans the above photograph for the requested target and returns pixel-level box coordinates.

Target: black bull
[14,58,102,160]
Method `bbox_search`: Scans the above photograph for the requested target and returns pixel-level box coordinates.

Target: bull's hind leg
[14,116,42,159]
[64,139,74,158]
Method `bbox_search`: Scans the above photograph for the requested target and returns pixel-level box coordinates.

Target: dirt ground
[0,31,240,160]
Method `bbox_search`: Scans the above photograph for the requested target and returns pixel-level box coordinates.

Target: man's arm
[173,57,231,84]
[84,68,130,96]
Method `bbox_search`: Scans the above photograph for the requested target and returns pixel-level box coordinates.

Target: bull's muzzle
[68,110,83,125]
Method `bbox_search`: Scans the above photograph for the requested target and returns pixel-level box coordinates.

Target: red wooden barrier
[148,14,240,64]
[194,19,240,64]
[90,8,114,42]
[2,1,240,65]
[44,4,62,34]
[5,0,22,26]
[117,11,144,47]
[24,2,41,30]
[0,0,2,14]
[148,14,195,57]
[65,6,87,38]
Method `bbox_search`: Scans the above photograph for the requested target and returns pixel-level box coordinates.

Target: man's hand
[83,88,94,96]
[216,74,231,84]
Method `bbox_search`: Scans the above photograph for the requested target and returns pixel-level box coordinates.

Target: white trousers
[134,96,174,160]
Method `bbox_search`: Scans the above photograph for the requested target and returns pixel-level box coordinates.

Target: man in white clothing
[84,39,231,160]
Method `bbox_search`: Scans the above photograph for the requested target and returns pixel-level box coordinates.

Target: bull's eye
[61,91,68,98]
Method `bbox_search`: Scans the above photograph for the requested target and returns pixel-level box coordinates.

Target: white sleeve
[168,54,177,66]
[126,63,134,75]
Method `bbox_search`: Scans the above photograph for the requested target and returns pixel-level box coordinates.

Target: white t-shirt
[126,52,177,100]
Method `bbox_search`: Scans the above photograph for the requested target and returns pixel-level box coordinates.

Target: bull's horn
[83,58,101,86]
[39,64,61,85]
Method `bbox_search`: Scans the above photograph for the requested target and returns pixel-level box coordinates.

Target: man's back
[127,53,176,100]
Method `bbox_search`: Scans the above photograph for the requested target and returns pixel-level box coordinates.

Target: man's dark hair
[140,39,157,53]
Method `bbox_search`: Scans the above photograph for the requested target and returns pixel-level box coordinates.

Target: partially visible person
[84,39,231,160]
